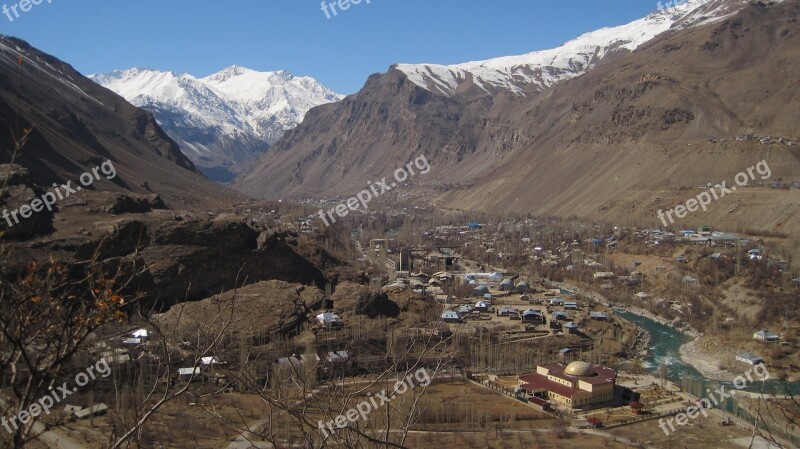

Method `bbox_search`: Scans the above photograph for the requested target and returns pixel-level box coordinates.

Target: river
[617,310,799,395]
[616,309,800,445]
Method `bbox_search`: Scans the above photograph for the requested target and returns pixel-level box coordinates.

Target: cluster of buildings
[641,227,747,247]
[735,329,782,366]
[441,291,612,338]
[710,135,795,146]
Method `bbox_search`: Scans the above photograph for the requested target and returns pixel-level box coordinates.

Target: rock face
[3,188,332,310]
[154,280,326,339]
[0,164,54,240]
[0,164,30,186]
[140,222,328,308]
[332,282,400,318]
[94,194,167,215]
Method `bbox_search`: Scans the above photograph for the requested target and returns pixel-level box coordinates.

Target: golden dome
[564,361,594,377]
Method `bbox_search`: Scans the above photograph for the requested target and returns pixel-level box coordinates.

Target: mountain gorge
[235,0,800,235]
[91,66,343,182]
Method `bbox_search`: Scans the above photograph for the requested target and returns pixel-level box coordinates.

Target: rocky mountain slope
[235,0,800,235]
[90,67,343,182]
[0,35,240,210]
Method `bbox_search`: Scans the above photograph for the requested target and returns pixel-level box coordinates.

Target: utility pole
[735,237,741,277]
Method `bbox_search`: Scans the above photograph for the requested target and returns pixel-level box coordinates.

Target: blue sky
[1,0,658,94]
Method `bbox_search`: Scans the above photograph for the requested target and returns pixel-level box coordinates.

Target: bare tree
[193,326,454,449]
[0,254,143,447]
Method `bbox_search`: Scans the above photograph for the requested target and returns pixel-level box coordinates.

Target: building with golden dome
[518,361,617,409]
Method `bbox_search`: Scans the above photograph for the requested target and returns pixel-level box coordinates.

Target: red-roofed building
[518,361,616,409]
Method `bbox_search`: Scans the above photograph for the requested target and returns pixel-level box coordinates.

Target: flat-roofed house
[471,285,490,297]
[177,367,201,381]
[475,300,491,312]
[131,329,149,340]
[736,353,764,365]
[316,312,343,328]
[522,309,544,323]
[753,329,779,342]
[458,305,474,315]
[564,322,579,334]
[498,307,517,317]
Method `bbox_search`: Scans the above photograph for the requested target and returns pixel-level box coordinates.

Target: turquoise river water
[617,310,800,445]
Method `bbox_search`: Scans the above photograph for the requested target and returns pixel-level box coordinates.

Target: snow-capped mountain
[395,0,760,96]
[236,0,796,202]
[90,67,343,182]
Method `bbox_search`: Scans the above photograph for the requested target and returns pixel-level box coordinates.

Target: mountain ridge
[234,0,800,236]
[393,0,763,96]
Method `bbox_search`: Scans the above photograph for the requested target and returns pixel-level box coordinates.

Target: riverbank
[615,304,701,339]
[611,304,737,382]
[627,325,652,359]
[678,339,732,381]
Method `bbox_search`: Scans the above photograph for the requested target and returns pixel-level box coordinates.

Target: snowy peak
[210,68,340,142]
[91,66,342,137]
[202,65,291,85]
[91,68,247,132]
[395,0,758,96]
[202,66,341,103]
[202,64,252,82]
[90,66,343,182]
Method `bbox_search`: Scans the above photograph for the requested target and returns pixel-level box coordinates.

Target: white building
[753,329,779,342]
[316,312,342,328]
[736,353,763,365]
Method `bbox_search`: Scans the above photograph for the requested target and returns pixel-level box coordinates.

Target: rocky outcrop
[154,280,325,340]
[0,164,54,240]
[132,221,328,309]
[92,193,167,215]
[4,192,331,311]
[332,282,400,318]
